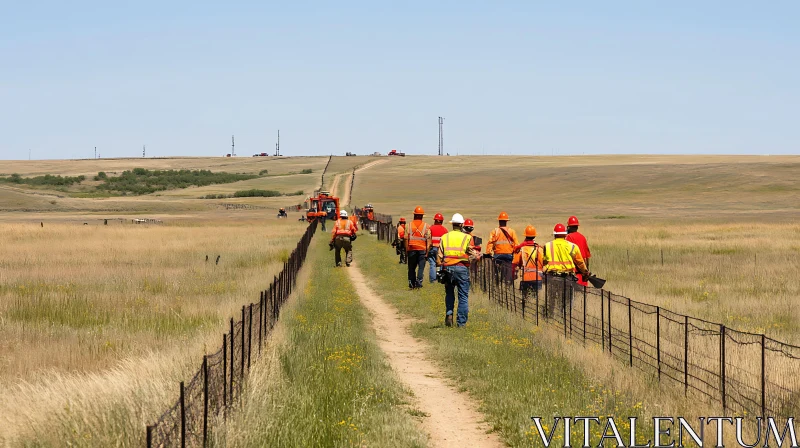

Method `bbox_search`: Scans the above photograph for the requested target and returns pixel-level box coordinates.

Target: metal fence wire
[464,256,800,419]
[146,220,318,447]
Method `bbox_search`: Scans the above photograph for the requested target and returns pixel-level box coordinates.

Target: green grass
[356,236,650,447]
[218,237,427,447]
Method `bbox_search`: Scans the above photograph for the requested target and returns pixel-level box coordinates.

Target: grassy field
[218,237,427,447]
[352,155,800,343]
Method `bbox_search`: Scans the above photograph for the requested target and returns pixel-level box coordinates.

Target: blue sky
[1,1,798,159]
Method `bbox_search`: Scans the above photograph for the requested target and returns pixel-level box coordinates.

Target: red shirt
[566,231,591,260]
[429,224,449,247]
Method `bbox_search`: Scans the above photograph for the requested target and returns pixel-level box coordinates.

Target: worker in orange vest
[513,225,544,301]
[405,206,432,289]
[348,213,359,232]
[486,212,519,281]
[393,217,407,264]
[330,210,357,267]
[427,213,449,284]
[565,215,591,286]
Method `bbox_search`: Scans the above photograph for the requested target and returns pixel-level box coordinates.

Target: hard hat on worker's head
[450,213,465,224]
[525,225,538,238]
[463,218,474,227]
[553,223,567,235]
[567,216,580,227]
[498,212,510,221]
[340,210,348,218]
[434,213,444,222]
[399,217,406,223]
[414,206,425,215]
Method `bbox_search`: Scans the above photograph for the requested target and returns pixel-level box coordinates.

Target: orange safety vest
[517,245,544,282]
[406,220,429,251]
[489,227,516,255]
[334,219,354,237]
[397,224,405,240]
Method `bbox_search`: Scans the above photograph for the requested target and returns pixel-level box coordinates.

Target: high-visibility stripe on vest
[335,219,353,236]
[519,245,543,282]
[440,231,471,266]
[490,227,516,254]
[544,239,578,273]
[407,221,428,251]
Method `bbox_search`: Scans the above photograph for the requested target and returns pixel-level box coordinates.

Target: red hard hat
[399,217,406,223]
[464,218,474,227]
[414,206,425,215]
[553,223,567,235]
[567,216,580,226]
[434,213,444,221]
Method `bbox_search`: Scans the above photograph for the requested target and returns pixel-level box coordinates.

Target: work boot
[445,314,453,327]
[336,262,342,267]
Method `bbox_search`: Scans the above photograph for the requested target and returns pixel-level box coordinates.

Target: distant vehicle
[388,149,405,157]
[253,153,269,157]
[305,191,340,223]
[345,152,356,156]
[226,154,232,157]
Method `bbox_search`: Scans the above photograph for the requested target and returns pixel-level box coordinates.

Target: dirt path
[347,264,503,448]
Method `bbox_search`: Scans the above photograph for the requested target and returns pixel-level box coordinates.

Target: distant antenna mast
[94,146,97,159]
[275,130,280,156]
[143,145,146,158]
[231,135,235,157]
[438,117,444,156]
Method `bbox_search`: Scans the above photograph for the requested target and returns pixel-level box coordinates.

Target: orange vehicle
[305,191,340,222]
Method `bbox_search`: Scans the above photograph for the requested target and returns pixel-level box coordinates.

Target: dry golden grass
[0,218,307,445]
[352,155,800,342]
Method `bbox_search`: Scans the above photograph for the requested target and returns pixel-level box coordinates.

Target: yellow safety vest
[543,239,579,273]
[440,231,471,266]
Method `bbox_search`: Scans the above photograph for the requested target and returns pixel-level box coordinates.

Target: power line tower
[438,117,444,156]
[142,145,146,158]
[94,146,97,159]
[275,130,281,156]
[231,135,235,157]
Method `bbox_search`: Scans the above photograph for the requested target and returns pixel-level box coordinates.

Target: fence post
[607,291,612,354]
[222,334,227,415]
[229,319,234,400]
[180,381,186,448]
[628,298,633,367]
[656,307,661,380]
[259,292,264,353]
[583,285,587,342]
[601,289,605,351]
[248,303,253,371]
[241,306,245,387]
[761,334,766,421]
[203,355,208,447]
[720,325,726,413]
[535,284,539,326]
[684,315,689,397]
[562,276,567,338]
[146,425,153,448]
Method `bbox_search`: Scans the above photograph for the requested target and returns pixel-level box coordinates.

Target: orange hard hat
[524,225,538,237]
[498,211,510,221]
[414,206,425,215]
[464,218,475,227]
[567,216,580,226]
[399,217,406,223]
[553,223,567,235]
[434,213,444,221]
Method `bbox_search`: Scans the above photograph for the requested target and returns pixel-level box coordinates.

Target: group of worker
[393,208,592,328]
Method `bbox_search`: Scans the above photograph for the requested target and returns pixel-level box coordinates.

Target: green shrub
[97,168,257,195]
[233,189,281,198]
[1,173,85,186]
[300,169,313,174]
[259,169,269,176]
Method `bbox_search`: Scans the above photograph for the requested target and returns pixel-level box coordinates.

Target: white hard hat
[449,213,465,224]
[340,210,348,218]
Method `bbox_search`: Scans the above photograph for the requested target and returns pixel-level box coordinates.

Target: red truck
[388,149,405,157]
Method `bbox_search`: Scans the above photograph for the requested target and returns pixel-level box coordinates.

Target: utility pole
[143,145,146,158]
[438,117,444,156]
[231,135,235,157]
[94,146,97,159]
[275,130,280,156]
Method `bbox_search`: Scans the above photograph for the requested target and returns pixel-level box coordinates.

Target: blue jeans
[444,265,470,327]
[427,247,439,283]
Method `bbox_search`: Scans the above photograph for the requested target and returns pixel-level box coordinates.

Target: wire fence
[353,207,393,242]
[466,256,800,419]
[146,220,318,447]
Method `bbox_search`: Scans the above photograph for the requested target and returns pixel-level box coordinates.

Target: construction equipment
[305,191,340,223]
[388,149,405,157]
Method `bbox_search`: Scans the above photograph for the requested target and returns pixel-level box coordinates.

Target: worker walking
[486,212,518,281]
[565,215,591,286]
[543,223,591,318]
[393,218,407,264]
[427,213,449,284]
[436,214,476,327]
[513,225,544,306]
[330,210,357,267]
[405,206,431,289]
